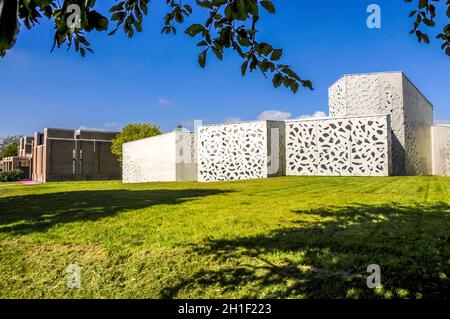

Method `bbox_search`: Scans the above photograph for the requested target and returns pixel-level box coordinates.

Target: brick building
[0,136,33,179]
[31,128,121,183]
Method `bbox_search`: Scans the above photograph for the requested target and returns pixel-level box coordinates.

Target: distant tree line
[0,135,20,159]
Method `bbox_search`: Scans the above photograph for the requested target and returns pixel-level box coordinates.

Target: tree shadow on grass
[0,189,231,235]
[162,203,450,299]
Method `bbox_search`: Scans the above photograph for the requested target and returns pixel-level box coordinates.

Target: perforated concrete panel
[198,121,285,182]
[329,72,433,176]
[286,114,391,176]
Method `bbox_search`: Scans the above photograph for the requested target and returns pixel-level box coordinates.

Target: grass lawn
[0,176,449,299]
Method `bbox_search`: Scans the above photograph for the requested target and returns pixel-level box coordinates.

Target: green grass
[0,176,449,299]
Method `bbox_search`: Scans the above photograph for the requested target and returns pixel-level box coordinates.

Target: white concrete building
[122,72,449,183]
[329,72,433,176]
[198,121,285,182]
[285,114,391,177]
[432,124,450,176]
[122,131,197,183]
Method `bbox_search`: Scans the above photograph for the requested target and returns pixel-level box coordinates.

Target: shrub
[0,169,23,182]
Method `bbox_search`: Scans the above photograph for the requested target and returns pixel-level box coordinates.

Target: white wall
[328,72,433,175]
[175,132,198,181]
[198,121,285,182]
[123,132,177,183]
[198,121,268,182]
[402,75,433,175]
[432,125,450,176]
[286,114,391,176]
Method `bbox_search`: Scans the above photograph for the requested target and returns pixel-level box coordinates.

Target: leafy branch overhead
[405,0,450,56]
[0,1,448,94]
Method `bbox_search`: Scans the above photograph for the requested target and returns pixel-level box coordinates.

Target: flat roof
[200,119,285,128]
[329,71,433,107]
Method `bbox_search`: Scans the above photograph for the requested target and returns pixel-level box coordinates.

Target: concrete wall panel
[432,125,450,176]
[122,132,197,183]
[328,72,433,175]
[198,121,285,182]
[402,76,433,175]
[286,114,391,176]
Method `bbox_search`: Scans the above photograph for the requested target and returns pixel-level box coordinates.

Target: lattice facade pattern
[444,136,450,177]
[286,115,391,176]
[123,151,146,183]
[328,72,433,176]
[198,122,268,181]
[328,77,346,117]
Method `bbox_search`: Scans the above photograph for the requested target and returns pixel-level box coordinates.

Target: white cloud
[257,110,292,121]
[78,122,122,132]
[435,119,449,125]
[297,111,328,119]
[103,122,121,129]
[257,109,327,121]
[78,125,106,131]
[224,116,242,123]
[157,97,173,107]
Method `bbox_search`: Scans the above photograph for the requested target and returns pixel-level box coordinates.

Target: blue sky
[0,0,449,137]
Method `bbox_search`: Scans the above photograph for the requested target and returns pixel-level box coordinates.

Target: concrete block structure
[286,114,391,176]
[198,121,285,181]
[329,72,433,175]
[122,131,197,183]
[31,128,121,183]
[121,71,448,182]
[431,125,450,176]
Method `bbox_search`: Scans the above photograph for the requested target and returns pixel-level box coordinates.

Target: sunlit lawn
[0,176,449,298]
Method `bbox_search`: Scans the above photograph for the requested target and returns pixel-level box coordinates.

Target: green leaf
[0,0,20,57]
[241,60,248,76]
[211,46,223,60]
[281,66,300,81]
[260,1,275,14]
[109,3,125,12]
[185,24,205,37]
[237,0,248,19]
[301,79,314,90]
[270,48,282,61]
[184,4,193,14]
[258,42,273,56]
[213,0,228,6]
[197,40,208,47]
[198,49,207,68]
[418,0,427,9]
[272,73,282,88]
[246,0,259,16]
[290,80,299,93]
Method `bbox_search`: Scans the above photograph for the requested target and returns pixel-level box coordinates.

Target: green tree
[0,1,448,93]
[0,135,20,158]
[111,123,162,162]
